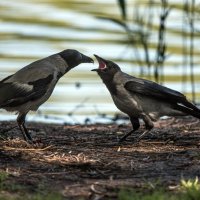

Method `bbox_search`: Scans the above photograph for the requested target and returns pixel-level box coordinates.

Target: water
[0,0,200,124]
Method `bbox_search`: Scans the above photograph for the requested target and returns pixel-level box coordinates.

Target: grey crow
[92,55,200,143]
[0,49,93,142]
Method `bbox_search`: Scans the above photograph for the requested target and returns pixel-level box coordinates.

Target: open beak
[91,54,107,72]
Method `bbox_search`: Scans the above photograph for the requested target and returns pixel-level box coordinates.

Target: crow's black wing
[124,78,199,111]
[0,74,53,107]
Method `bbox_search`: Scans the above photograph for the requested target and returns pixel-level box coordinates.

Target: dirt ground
[0,117,200,199]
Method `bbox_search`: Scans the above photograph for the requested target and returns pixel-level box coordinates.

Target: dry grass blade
[2,145,53,151]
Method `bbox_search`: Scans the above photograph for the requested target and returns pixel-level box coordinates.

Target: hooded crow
[92,55,200,143]
[0,49,93,142]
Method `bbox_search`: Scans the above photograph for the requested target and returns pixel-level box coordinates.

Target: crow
[92,55,200,143]
[0,49,93,142]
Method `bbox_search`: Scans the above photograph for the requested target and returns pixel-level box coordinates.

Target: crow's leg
[17,113,32,142]
[119,117,140,143]
[138,114,154,141]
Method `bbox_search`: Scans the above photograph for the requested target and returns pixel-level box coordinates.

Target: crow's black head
[92,55,121,81]
[59,49,93,69]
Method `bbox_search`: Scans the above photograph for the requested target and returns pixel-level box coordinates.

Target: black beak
[82,54,94,64]
[91,54,106,72]
[91,68,99,72]
[94,54,106,63]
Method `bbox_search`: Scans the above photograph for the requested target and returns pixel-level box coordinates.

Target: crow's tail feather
[175,104,200,119]
[181,99,200,112]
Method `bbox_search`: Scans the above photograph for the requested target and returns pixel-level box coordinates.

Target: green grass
[1,171,200,200]
[0,193,62,200]
[21,193,62,200]
[180,177,200,200]
[0,171,62,200]
[0,171,8,190]
[118,178,200,200]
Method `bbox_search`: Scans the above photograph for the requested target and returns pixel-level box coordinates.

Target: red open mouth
[93,54,107,71]
[99,60,106,70]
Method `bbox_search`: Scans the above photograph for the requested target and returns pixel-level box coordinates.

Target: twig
[182,0,189,94]
[154,0,170,83]
[68,97,89,116]
[189,0,196,103]
[90,184,104,195]
[2,145,53,151]
[29,171,71,176]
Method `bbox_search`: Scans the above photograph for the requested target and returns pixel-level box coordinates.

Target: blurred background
[0,0,200,124]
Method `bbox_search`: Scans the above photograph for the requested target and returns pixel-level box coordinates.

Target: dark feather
[174,104,200,119]
[1,88,47,107]
[28,74,53,89]
[104,80,117,95]
[0,74,13,83]
[124,79,199,111]
[0,82,32,104]
[0,74,53,107]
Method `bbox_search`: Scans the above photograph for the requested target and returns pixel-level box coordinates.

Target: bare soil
[0,117,200,199]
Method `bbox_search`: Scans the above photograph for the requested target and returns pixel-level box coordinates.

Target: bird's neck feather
[52,55,70,75]
[100,73,118,95]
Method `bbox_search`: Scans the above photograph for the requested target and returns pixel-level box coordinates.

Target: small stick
[2,145,53,151]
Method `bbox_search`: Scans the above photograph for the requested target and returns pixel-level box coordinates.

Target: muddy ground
[0,117,200,199]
